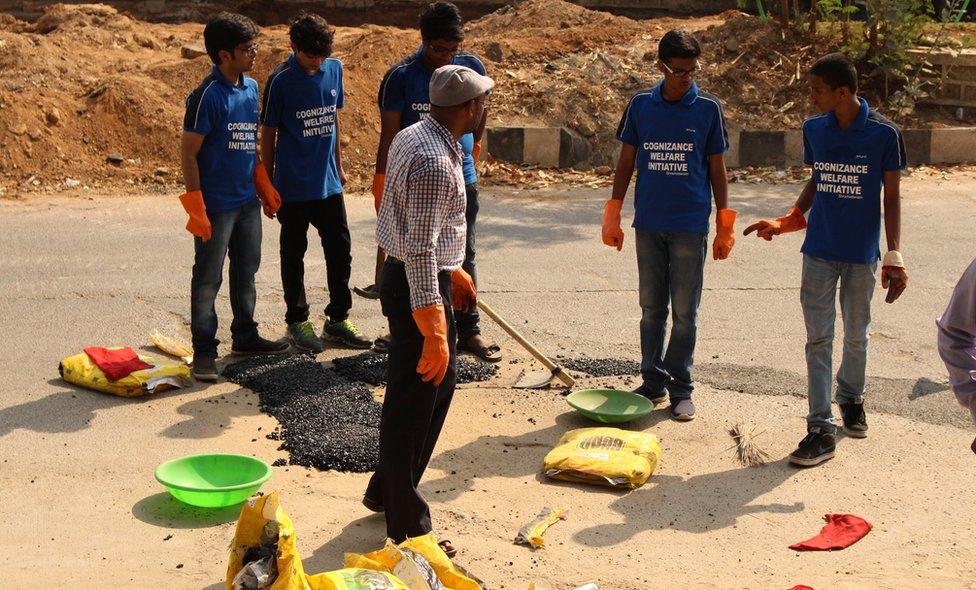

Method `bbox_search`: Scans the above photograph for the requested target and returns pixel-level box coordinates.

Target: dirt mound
[467,0,644,61]
[0,0,968,195]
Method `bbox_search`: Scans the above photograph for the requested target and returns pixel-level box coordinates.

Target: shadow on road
[131,492,241,529]
[573,458,802,547]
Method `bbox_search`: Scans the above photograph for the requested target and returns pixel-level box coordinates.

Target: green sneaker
[322,318,372,349]
[287,321,325,353]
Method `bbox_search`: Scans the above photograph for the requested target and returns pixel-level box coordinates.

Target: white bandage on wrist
[882,250,905,268]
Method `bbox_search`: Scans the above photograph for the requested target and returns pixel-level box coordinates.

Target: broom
[728,422,771,467]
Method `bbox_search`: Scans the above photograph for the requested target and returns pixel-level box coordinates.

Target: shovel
[476,299,575,389]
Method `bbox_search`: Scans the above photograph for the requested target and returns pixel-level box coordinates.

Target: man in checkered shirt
[362,65,494,551]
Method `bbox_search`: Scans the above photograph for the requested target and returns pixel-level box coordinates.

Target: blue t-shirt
[616,81,729,233]
[378,48,486,185]
[261,55,344,202]
[801,97,907,265]
[183,66,259,211]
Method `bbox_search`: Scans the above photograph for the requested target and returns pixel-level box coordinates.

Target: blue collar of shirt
[650,79,699,106]
[211,65,244,90]
[424,117,462,161]
[826,96,870,130]
[286,53,323,78]
[412,47,432,70]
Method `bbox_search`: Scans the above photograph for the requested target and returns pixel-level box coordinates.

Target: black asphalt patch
[557,355,639,377]
[222,351,500,473]
[333,351,499,385]
[222,353,381,472]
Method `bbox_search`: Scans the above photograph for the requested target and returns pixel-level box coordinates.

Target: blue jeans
[455,183,481,338]
[800,254,877,433]
[635,229,707,401]
[190,199,262,358]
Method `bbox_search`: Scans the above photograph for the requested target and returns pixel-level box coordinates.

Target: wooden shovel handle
[476,299,576,388]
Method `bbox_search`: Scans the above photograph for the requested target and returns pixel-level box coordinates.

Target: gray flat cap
[429,65,494,107]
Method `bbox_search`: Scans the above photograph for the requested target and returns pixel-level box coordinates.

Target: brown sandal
[437,539,458,558]
[459,335,502,363]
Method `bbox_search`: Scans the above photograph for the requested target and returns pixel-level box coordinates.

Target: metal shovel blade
[514,368,556,389]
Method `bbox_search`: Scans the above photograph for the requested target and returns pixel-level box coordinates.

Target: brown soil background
[0,1,971,196]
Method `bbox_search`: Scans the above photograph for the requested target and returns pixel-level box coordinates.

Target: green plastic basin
[566,388,654,423]
[154,453,272,508]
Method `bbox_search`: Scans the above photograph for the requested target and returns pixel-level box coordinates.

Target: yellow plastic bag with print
[543,427,661,489]
[345,533,483,590]
[307,568,407,590]
[59,350,190,398]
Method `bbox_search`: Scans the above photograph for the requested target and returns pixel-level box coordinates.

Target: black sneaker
[322,318,373,349]
[192,356,219,382]
[231,336,290,355]
[788,429,836,467]
[632,384,667,405]
[839,401,868,438]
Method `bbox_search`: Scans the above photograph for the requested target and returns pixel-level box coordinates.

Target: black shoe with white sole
[231,336,290,355]
[632,384,667,405]
[192,356,219,382]
[840,401,868,438]
[789,429,836,467]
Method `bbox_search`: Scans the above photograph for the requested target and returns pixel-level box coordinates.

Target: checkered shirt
[376,117,467,310]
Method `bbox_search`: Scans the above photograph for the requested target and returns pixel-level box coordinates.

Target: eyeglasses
[661,61,701,79]
[427,42,460,56]
[237,44,258,56]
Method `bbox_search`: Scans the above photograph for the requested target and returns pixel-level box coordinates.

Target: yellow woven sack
[59,350,191,398]
[543,427,661,489]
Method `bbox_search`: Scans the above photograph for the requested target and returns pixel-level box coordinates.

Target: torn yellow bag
[226,492,310,590]
[226,492,409,590]
[345,533,482,590]
[515,507,568,549]
[543,427,661,489]
[59,350,190,398]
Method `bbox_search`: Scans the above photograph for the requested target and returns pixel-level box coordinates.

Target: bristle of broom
[728,422,771,467]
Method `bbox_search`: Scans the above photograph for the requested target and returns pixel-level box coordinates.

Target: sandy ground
[1,172,975,589]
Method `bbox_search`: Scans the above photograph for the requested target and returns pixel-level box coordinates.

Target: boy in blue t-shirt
[361,1,499,362]
[260,14,371,353]
[744,53,909,467]
[179,12,288,381]
[602,30,736,422]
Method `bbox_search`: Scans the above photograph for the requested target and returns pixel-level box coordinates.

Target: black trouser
[364,261,457,542]
[455,182,481,338]
[277,195,352,325]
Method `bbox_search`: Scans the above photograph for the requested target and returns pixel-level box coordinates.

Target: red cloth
[790,514,872,551]
[83,347,152,381]
[789,586,814,590]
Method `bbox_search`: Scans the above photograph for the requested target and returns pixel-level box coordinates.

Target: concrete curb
[486,125,976,168]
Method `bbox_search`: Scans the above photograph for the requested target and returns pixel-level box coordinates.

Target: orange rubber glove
[712,208,737,260]
[881,250,908,304]
[412,304,449,385]
[451,267,477,312]
[253,165,281,218]
[743,205,807,241]
[472,140,483,162]
[179,190,211,242]
[602,199,624,251]
[372,173,385,213]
